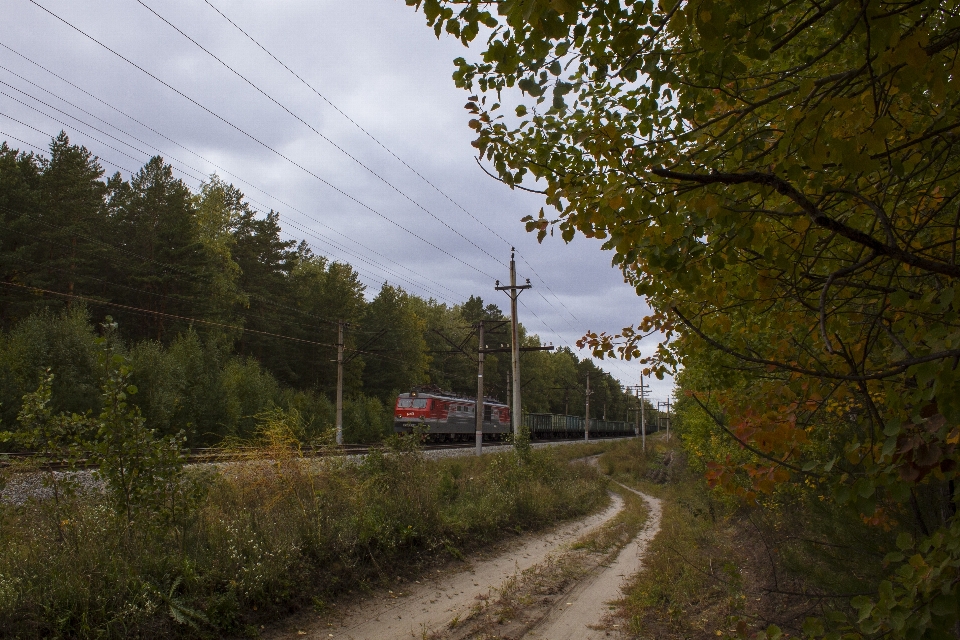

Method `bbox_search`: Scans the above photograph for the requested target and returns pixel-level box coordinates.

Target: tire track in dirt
[523,482,662,639]
[271,493,625,640]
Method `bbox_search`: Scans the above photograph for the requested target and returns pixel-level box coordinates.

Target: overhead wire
[134,0,507,273]
[0,201,396,333]
[0,65,461,305]
[0,41,467,304]
[0,206,419,356]
[0,111,465,326]
[22,0,496,280]
[198,0,587,330]
[195,0,620,381]
[0,234,435,344]
[0,132,634,384]
[7,3,635,384]
[0,108,454,307]
[0,126,133,175]
[0,280,414,366]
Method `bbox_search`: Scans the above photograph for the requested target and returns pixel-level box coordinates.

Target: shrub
[0,437,605,638]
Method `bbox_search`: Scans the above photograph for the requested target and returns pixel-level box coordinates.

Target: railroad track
[0,436,625,473]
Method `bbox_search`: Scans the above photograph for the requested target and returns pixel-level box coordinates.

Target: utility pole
[635,387,641,437]
[475,320,484,455]
[664,398,672,439]
[495,249,531,438]
[640,374,648,452]
[336,320,344,446]
[433,319,513,455]
[584,373,591,441]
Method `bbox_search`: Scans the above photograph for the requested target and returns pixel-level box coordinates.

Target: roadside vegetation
[0,360,608,639]
[602,436,905,639]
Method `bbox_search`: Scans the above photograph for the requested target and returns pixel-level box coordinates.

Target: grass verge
[0,442,606,639]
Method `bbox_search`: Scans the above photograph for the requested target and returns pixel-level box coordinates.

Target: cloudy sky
[3,0,675,402]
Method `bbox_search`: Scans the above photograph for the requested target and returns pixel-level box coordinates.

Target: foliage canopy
[407,0,960,635]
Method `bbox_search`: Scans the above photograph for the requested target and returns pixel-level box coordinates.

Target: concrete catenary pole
[476,320,484,455]
[495,249,533,442]
[584,372,591,441]
[665,397,672,439]
[336,319,344,446]
[640,373,646,452]
[635,387,641,436]
[509,252,521,436]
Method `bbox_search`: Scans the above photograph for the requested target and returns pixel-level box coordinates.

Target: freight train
[393,388,651,441]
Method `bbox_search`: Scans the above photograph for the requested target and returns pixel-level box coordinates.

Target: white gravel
[0,468,102,506]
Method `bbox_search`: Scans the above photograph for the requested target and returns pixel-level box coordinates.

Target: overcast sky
[3,0,675,403]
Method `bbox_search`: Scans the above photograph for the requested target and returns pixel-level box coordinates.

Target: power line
[135,0,507,273]
[0,280,412,366]
[7,5,626,382]
[0,113,455,308]
[0,138,630,383]
[0,202,375,331]
[0,42,468,304]
[23,0,496,280]
[0,72,458,304]
[0,127,132,174]
[0,65,212,181]
[197,0,585,329]
[0,105,146,173]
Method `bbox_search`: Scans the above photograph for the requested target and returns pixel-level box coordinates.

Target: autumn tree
[409,0,960,634]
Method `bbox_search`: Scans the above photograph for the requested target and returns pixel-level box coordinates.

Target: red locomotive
[394,387,510,441]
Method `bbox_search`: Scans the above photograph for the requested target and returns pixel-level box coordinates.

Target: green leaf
[929,595,957,617]
[803,617,824,637]
[896,533,913,550]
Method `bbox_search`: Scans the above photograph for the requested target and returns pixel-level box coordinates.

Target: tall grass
[603,437,880,639]
[0,438,605,638]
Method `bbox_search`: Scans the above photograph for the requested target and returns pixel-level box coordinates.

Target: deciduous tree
[408,0,960,634]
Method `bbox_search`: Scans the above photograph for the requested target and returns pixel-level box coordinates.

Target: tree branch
[671,305,960,381]
[689,393,812,476]
[651,168,960,279]
[475,157,546,194]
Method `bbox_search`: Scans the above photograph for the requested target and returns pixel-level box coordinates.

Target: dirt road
[524,482,662,639]
[272,494,624,639]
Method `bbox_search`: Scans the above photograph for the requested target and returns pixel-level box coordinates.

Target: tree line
[0,133,634,446]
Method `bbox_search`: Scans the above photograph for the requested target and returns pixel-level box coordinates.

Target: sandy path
[524,482,662,640]
[278,493,624,640]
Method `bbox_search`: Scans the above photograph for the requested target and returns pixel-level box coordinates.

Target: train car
[394,389,511,441]
[523,414,656,439]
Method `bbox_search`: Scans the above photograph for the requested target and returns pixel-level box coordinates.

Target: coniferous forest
[0,134,634,447]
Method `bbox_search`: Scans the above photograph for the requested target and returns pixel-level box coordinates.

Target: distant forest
[0,134,636,446]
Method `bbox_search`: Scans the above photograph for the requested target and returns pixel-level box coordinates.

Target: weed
[0,428,606,638]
